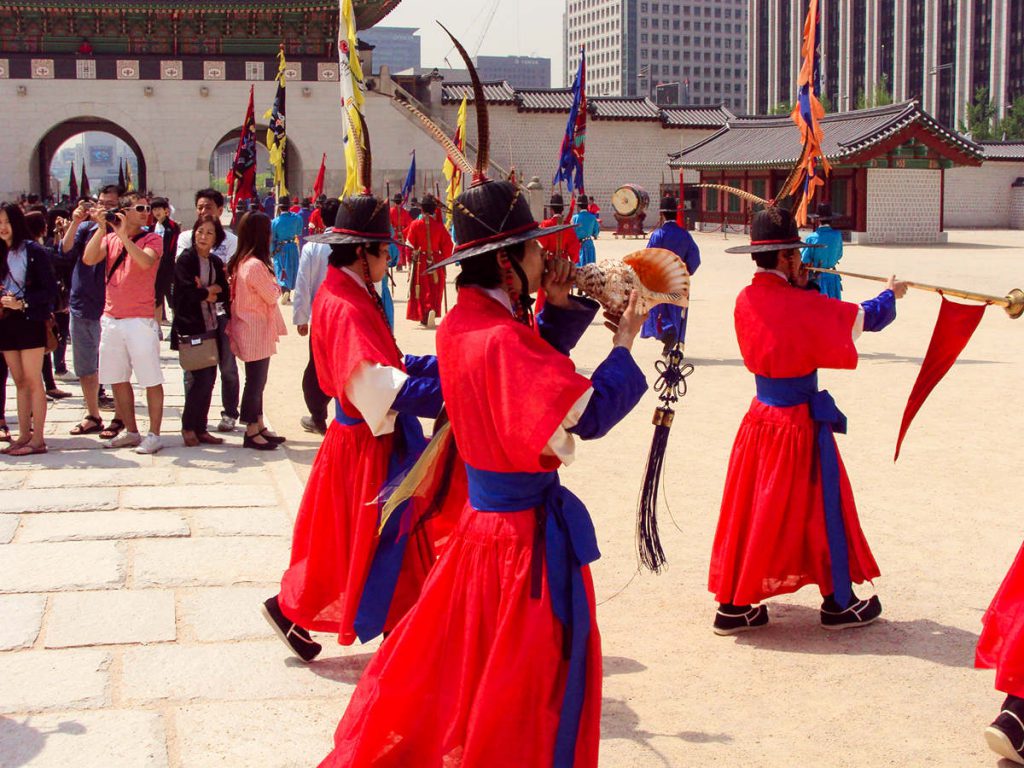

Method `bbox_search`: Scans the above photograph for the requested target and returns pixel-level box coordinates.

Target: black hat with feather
[414,25,572,272]
[307,112,396,246]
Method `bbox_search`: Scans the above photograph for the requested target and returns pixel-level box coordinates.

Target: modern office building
[475,55,552,89]
[564,0,748,111]
[359,26,421,74]
[747,0,1024,127]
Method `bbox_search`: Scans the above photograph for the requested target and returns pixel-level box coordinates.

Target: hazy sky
[379,0,566,84]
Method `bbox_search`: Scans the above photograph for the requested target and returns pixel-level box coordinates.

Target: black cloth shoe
[259,428,286,444]
[243,433,277,451]
[986,702,1024,765]
[820,594,882,630]
[713,603,769,636]
[261,596,321,662]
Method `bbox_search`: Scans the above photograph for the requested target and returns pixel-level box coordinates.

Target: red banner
[313,153,326,199]
[894,297,986,460]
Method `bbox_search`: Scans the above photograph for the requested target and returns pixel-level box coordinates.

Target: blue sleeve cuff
[569,346,648,440]
[403,354,439,380]
[860,289,897,332]
[537,296,600,356]
[392,374,444,419]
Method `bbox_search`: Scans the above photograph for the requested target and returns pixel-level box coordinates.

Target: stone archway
[31,117,147,197]
[208,125,304,201]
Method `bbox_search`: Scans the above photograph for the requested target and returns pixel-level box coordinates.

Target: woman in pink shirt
[226,212,287,450]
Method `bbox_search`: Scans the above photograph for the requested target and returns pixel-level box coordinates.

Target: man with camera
[82,193,165,454]
[59,185,121,437]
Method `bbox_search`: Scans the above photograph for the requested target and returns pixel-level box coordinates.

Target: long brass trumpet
[807,267,1024,320]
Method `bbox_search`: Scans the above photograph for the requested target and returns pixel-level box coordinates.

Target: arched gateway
[32,117,147,197]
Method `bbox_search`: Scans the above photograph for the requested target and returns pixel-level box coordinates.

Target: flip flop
[70,415,104,436]
[4,443,46,456]
[99,418,125,440]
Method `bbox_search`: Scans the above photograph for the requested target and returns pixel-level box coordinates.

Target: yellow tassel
[378,422,454,534]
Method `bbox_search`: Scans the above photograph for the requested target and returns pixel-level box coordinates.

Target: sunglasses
[132,205,151,213]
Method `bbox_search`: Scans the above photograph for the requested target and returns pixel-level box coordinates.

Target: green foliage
[999,96,1024,140]
[770,101,792,115]
[962,86,997,140]
[856,75,892,110]
[819,92,833,113]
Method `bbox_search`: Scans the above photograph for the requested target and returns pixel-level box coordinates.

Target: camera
[104,208,124,222]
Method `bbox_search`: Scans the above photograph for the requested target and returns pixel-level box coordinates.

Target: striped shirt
[228,257,287,362]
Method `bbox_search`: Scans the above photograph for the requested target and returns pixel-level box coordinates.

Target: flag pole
[807,267,1024,318]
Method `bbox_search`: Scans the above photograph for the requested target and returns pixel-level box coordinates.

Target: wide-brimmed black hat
[577,194,590,208]
[429,179,573,271]
[659,195,678,214]
[549,192,565,212]
[306,194,397,246]
[811,202,833,222]
[724,206,824,254]
[277,195,291,207]
[391,193,403,204]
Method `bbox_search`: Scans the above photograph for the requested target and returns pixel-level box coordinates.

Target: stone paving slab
[123,484,277,510]
[191,507,291,537]
[0,710,168,768]
[0,541,126,593]
[0,594,46,651]
[17,510,189,543]
[0,488,119,514]
[174,699,337,767]
[45,590,177,649]
[121,641,362,704]
[0,516,18,544]
[0,449,154,472]
[0,650,112,713]
[132,537,289,587]
[0,471,27,490]
[172,466,275,486]
[178,587,277,643]
[23,467,176,489]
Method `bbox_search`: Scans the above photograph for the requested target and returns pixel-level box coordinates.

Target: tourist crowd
[0,187,334,456]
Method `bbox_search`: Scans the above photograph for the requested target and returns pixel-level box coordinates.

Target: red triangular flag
[312,153,326,199]
[894,296,986,460]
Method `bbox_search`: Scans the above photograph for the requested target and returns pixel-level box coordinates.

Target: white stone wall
[1010,186,1024,229]
[439,102,709,228]
[862,168,944,243]
[2,77,718,228]
[944,162,1024,228]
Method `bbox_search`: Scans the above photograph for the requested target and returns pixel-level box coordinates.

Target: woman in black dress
[0,201,58,456]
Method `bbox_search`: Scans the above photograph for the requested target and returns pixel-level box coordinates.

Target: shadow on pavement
[292,652,375,685]
[602,696,731,766]
[0,717,86,767]
[859,351,1007,366]
[603,655,647,677]
[732,604,978,667]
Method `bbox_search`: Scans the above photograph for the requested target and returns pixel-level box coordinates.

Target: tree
[961,86,998,140]
[770,101,793,115]
[856,75,892,110]
[819,92,833,113]
[998,96,1024,140]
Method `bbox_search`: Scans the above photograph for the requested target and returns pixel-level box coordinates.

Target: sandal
[99,418,125,440]
[0,423,10,443]
[5,443,48,456]
[70,414,104,436]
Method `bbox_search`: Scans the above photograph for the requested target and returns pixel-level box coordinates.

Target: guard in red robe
[261,190,453,661]
[708,206,907,635]
[405,194,453,327]
[389,194,412,269]
[977,547,1024,762]
[539,192,582,264]
[318,174,650,768]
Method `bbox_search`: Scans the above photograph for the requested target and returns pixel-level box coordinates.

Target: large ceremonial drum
[611,184,650,218]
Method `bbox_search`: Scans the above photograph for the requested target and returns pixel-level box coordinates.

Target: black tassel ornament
[637,343,693,573]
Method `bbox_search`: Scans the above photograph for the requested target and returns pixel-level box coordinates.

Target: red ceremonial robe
[977,543,1024,697]
[539,215,582,263]
[708,271,881,605]
[390,205,413,266]
[320,287,601,768]
[277,267,442,644]
[405,215,453,323]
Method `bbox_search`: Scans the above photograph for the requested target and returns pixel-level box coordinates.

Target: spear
[807,267,1024,319]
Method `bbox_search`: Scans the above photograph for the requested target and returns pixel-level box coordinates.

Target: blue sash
[335,400,428,641]
[754,372,853,609]
[466,465,600,768]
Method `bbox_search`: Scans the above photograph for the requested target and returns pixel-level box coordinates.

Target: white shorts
[98,316,165,388]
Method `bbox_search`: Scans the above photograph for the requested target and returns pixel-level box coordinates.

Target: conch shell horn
[574,247,690,316]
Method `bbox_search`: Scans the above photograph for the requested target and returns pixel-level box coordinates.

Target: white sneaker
[135,433,162,454]
[217,416,237,433]
[55,370,78,382]
[105,431,142,449]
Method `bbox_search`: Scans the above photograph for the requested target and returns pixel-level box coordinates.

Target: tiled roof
[661,105,736,128]
[978,142,1024,161]
[441,81,517,105]
[669,101,983,168]
[515,88,576,112]
[589,97,662,121]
